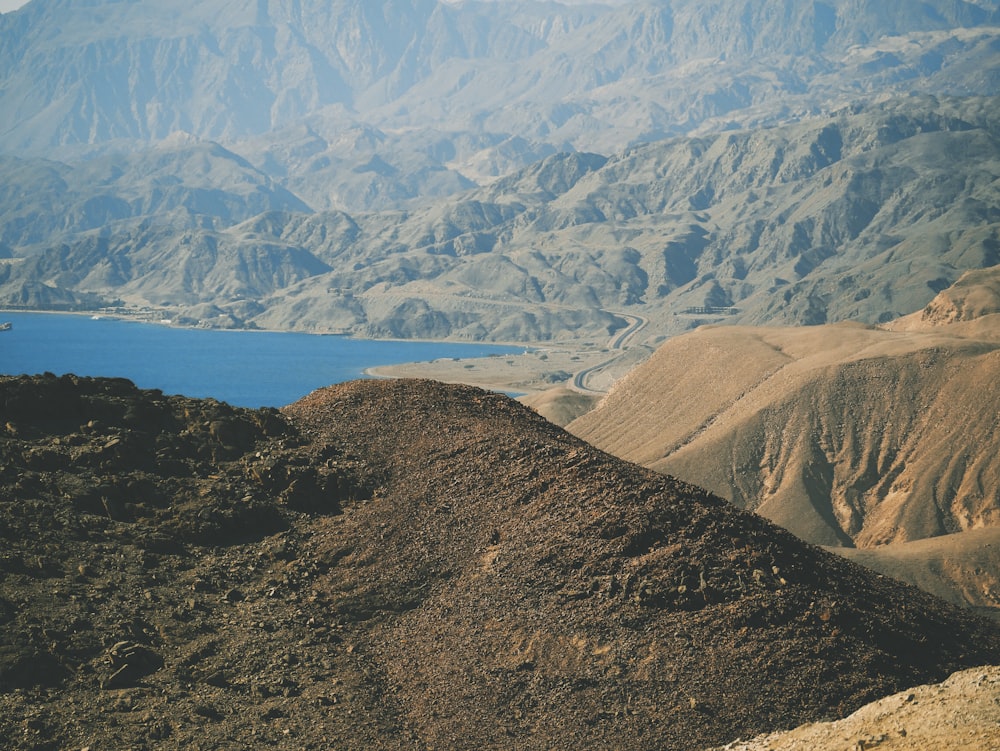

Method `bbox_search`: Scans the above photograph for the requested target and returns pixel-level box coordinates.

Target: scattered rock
[0,375,998,751]
[101,642,164,689]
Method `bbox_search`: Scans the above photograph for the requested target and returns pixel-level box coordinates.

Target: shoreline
[365,342,651,397]
[2,307,648,399]
[0,306,537,347]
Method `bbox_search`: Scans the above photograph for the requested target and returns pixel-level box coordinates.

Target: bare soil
[2,374,999,750]
[568,322,1000,550]
[831,528,1000,619]
[367,343,614,395]
[710,665,1000,751]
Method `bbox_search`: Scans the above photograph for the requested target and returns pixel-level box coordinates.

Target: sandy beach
[366,340,653,396]
[365,340,655,426]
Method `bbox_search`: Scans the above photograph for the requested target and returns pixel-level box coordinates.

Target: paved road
[571,312,647,394]
[607,313,646,349]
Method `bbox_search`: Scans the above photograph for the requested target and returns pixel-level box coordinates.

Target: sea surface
[0,312,523,408]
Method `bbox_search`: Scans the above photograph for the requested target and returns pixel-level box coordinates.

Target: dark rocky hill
[2,373,998,749]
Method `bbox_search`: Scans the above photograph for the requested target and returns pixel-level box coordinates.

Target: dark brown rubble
[1,374,997,750]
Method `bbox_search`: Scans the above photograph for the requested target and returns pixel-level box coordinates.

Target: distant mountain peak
[158,130,202,148]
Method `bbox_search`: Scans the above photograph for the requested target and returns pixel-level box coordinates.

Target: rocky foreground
[1,374,999,750]
[710,665,1000,751]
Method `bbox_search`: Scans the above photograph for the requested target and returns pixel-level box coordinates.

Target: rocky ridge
[4,96,999,341]
[1,374,998,749]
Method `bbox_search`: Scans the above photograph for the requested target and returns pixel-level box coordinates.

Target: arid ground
[3,374,998,749]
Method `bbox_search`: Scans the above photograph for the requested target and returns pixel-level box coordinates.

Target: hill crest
[5,373,997,749]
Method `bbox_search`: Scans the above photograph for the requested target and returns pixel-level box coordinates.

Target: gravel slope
[2,374,999,750]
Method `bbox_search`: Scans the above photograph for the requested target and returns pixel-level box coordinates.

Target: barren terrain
[569,271,1000,551]
[709,665,1000,751]
[831,527,1000,619]
[3,374,998,749]
[4,0,1000,342]
[368,343,612,396]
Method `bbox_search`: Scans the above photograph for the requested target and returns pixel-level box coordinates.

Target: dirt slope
[829,527,1000,616]
[2,375,999,750]
[886,266,1000,344]
[569,321,1000,550]
[707,665,1000,751]
[517,385,600,425]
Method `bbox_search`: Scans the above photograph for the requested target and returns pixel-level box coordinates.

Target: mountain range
[1,1,999,340]
[3,0,998,158]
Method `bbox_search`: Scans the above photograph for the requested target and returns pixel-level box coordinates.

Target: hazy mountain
[0,0,601,155]
[1,0,999,337]
[2,373,997,749]
[2,0,997,158]
[3,95,997,341]
[0,136,308,246]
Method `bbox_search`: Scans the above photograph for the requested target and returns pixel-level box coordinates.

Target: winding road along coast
[365,310,649,397]
[571,312,647,394]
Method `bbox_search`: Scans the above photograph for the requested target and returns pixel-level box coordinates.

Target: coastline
[3,307,648,401]
[366,341,651,397]
[0,306,536,345]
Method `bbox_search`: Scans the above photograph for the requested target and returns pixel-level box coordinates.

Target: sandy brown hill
[517,385,601,426]
[569,322,1000,553]
[710,665,1000,751]
[2,375,1000,750]
[831,527,1000,617]
[888,265,1000,340]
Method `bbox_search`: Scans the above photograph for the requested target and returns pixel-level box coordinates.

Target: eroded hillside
[2,374,999,749]
[571,322,1000,547]
[570,269,1000,566]
[3,97,999,341]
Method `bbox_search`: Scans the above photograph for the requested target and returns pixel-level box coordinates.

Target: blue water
[0,312,523,408]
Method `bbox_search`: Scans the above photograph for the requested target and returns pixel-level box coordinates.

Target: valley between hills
[377,266,1000,619]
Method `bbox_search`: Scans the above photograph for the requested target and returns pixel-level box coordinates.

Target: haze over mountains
[1,0,999,339]
[3,0,998,157]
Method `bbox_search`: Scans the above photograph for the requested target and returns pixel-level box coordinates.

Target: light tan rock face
[831,527,1000,613]
[706,665,1000,751]
[571,321,1000,549]
[921,267,1000,326]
